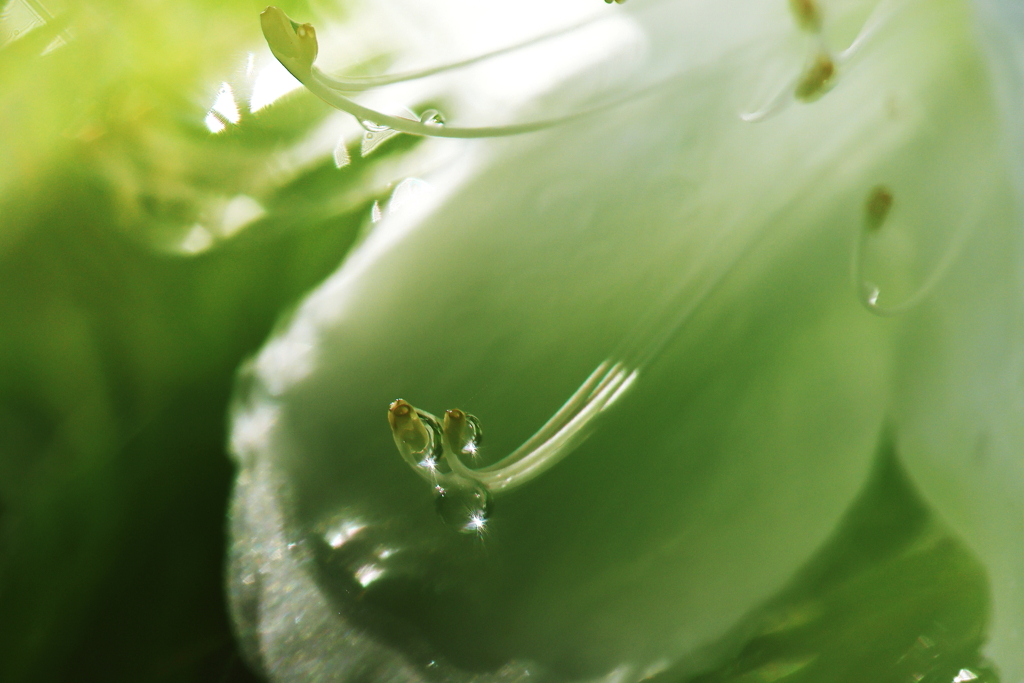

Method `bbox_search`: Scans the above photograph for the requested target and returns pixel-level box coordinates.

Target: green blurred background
[0,0,411,679]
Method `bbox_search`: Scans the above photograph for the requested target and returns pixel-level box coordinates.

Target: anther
[742,0,907,122]
[793,53,836,102]
[789,0,822,33]
[443,408,483,458]
[261,7,318,76]
[388,399,429,453]
[864,185,893,233]
[443,409,467,450]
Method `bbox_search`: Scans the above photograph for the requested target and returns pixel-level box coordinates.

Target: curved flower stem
[480,361,613,470]
[838,0,906,62]
[289,0,675,92]
[388,180,821,498]
[419,363,637,493]
[316,7,634,92]
[473,366,638,492]
[262,5,672,139]
[306,68,621,138]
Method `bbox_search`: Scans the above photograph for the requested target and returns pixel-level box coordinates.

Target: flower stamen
[741,0,908,123]
[309,1,638,94]
[388,399,447,483]
[793,52,836,102]
[260,5,667,140]
[388,361,636,508]
[789,0,823,33]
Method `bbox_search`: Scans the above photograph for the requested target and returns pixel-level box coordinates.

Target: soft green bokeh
[0,0,417,679]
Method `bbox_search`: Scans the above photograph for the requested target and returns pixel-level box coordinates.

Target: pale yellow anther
[794,52,836,101]
[789,0,822,33]
[865,186,894,233]
[260,6,319,78]
[388,399,430,453]
[443,409,470,453]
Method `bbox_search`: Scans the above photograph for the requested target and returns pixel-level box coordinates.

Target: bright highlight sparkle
[355,564,385,587]
[466,512,487,532]
[327,521,366,549]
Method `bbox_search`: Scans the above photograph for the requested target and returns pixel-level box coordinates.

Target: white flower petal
[231,0,1024,680]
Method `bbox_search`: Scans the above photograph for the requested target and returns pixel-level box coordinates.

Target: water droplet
[853,173,980,316]
[862,281,880,308]
[434,484,493,535]
[463,414,483,453]
[414,409,446,464]
[418,109,445,127]
[360,120,399,156]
